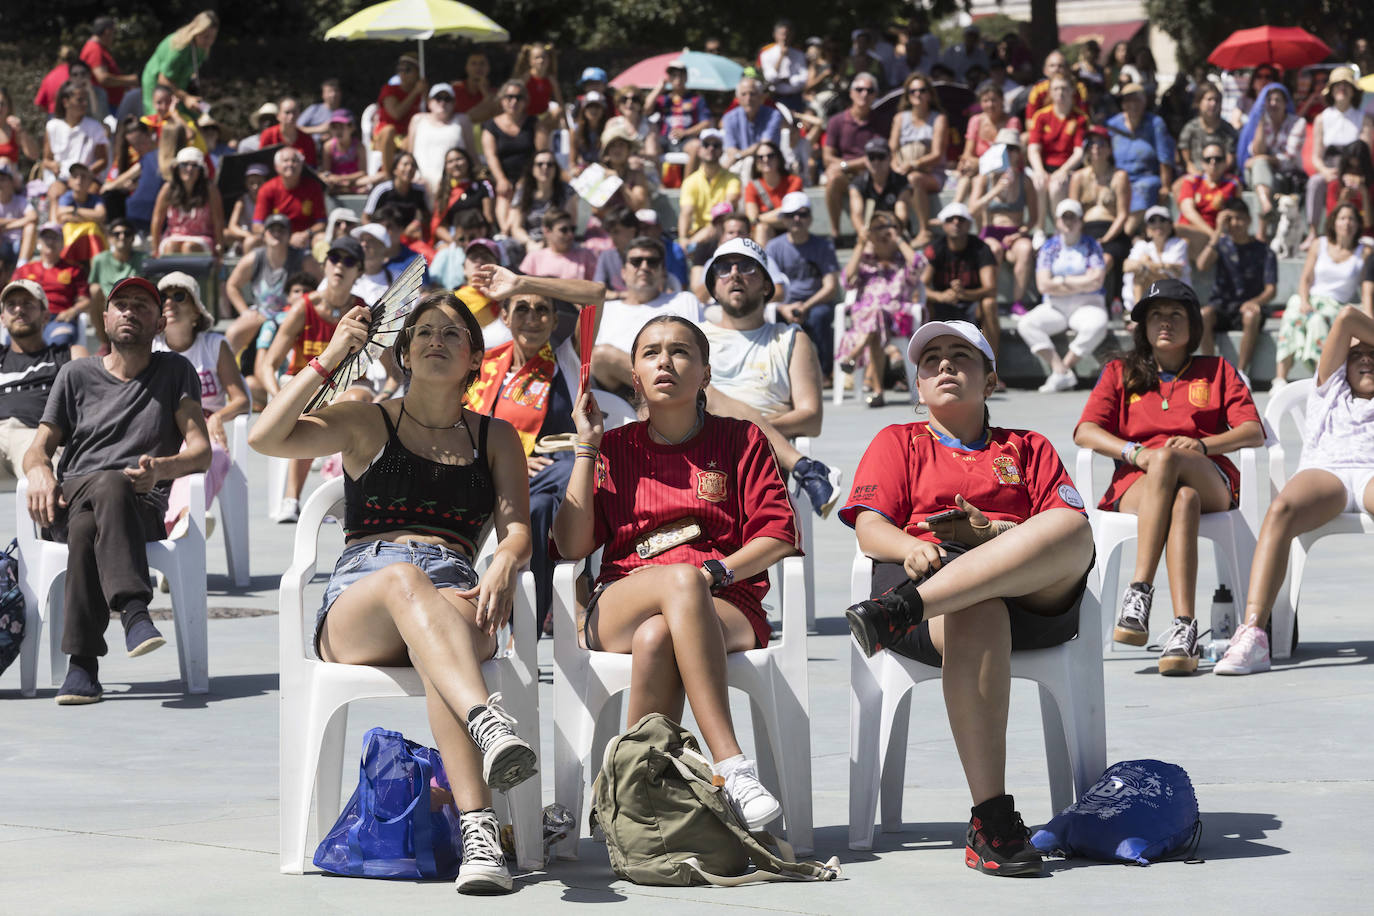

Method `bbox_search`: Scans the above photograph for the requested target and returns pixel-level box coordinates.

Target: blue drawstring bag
[1032,759,1201,865]
[0,539,25,676]
[313,727,463,879]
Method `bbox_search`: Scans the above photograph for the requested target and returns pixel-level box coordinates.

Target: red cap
[107,276,162,304]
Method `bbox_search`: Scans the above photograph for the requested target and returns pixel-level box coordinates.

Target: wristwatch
[840,160,850,174]
[702,559,734,591]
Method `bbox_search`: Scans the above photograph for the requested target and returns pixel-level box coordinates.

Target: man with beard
[23,276,210,704]
[700,237,842,517]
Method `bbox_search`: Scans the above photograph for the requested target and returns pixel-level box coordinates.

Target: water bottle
[1205,585,1234,661]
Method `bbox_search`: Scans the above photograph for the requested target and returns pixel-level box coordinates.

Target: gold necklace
[1156,356,1192,410]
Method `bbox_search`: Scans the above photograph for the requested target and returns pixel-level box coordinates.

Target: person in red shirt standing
[373,54,428,178]
[513,43,563,120]
[14,223,90,345]
[33,47,75,115]
[81,18,138,113]
[840,319,1093,878]
[553,315,801,832]
[253,147,326,249]
[258,96,318,168]
[1074,279,1264,674]
[1027,75,1087,234]
[1174,142,1239,259]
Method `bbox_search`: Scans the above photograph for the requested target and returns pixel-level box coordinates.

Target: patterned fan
[304,256,427,413]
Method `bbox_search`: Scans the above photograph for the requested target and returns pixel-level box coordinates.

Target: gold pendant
[1161,399,1169,410]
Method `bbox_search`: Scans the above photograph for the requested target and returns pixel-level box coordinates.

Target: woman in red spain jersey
[840,319,1095,878]
[553,315,801,831]
[1075,278,1264,675]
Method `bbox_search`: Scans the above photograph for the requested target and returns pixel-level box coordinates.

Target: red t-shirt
[1076,357,1261,509]
[80,38,126,109]
[1024,79,1089,121]
[451,81,487,115]
[14,259,89,315]
[374,83,420,137]
[259,125,318,168]
[839,422,1086,542]
[1028,108,1087,169]
[742,174,803,212]
[525,75,554,116]
[34,64,69,115]
[1176,174,1239,228]
[287,293,363,375]
[589,414,801,648]
[254,176,326,232]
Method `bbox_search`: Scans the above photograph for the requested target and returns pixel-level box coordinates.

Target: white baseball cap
[703,237,776,301]
[174,146,206,169]
[634,208,659,226]
[350,223,392,248]
[0,278,48,310]
[1055,198,1084,219]
[906,319,997,371]
[937,202,973,224]
[1144,204,1171,222]
[779,191,811,215]
[328,206,361,227]
[699,127,725,143]
[428,82,455,99]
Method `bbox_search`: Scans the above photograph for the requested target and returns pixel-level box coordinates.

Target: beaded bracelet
[1121,441,1141,463]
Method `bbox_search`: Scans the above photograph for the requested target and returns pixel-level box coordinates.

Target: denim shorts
[314,540,480,657]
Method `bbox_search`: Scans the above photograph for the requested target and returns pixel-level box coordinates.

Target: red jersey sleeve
[1028,110,1046,147]
[1023,431,1088,516]
[736,422,801,548]
[839,424,912,529]
[1219,357,1261,430]
[1077,359,1125,438]
[253,182,275,223]
[72,263,89,299]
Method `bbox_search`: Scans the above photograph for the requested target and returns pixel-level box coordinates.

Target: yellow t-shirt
[680,168,741,236]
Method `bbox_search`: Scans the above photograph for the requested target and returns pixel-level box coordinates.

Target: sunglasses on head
[628,255,662,268]
[327,252,359,268]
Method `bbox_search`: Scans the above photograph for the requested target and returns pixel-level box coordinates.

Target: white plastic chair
[846,551,1107,850]
[360,103,382,176]
[831,291,921,404]
[15,475,209,696]
[277,475,544,874]
[217,415,251,587]
[551,554,814,857]
[1263,379,1374,659]
[1075,442,1267,651]
[788,437,819,631]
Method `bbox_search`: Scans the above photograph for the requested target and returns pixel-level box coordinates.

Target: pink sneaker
[320,453,344,480]
[1215,624,1271,675]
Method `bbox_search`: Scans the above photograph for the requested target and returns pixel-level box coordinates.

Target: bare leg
[375,125,399,177]
[1200,305,1219,356]
[1242,469,1348,627]
[415,663,492,811]
[287,457,310,500]
[625,614,687,724]
[1116,447,1234,584]
[1010,238,1033,303]
[590,343,633,390]
[86,288,110,347]
[978,298,1000,362]
[226,310,265,354]
[927,600,1012,803]
[1237,303,1263,375]
[588,564,756,762]
[825,169,850,238]
[863,332,885,394]
[1275,354,1293,383]
[1163,486,1202,619]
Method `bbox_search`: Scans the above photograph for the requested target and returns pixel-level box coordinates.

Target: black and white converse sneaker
[455,808,513,894]
[1113,583,1153,646]
[466,693,538,792]
[1158,617,1200,676]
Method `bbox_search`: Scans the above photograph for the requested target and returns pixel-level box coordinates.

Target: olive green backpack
[591,713,841,886]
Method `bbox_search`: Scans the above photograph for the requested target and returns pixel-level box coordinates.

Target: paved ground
[2,387,1370,913]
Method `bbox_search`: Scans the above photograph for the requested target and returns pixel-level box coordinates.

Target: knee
[1241,303,1262,325]
[1012,238,1032,260]
[380,562,437,608]
[942,598,1011,646]
[65,509,98,546]
[1200,305,1217,326]
[663,563,711,601]
[1172,484,1202,518]
[1149,447,1184,475]
[1266,493,1300,527]
[631,614,675,662]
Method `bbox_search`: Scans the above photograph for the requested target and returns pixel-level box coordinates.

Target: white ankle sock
[712,753,746,777]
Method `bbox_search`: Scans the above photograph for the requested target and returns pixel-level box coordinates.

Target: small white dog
[1270,194,1302,259]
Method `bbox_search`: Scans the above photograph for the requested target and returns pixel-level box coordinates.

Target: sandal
[865,391,886,408]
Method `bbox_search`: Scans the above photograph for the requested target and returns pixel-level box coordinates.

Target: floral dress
[839,250,927,366]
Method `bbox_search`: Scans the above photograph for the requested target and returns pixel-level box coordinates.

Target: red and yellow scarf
[465,340,558,455]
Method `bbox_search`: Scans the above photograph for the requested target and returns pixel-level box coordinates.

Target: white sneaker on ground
[272,497,300,524]
[1031,229,1046,250]
[1037,371,1076,393]
[455,808,512,894]
[1270,377,1288,393]
[1215,624,1271,675]
[717,755,782,830]
[466,693,538,792]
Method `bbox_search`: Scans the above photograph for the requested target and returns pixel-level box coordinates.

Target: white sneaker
[1031,228,1046,250]
[1037,371,1077,393]
[455,809,513,894]
[466,693,538,792]
[1270,377,1288,393]
[719,757,782,830]
[1215,624,1271,675]
[272,497,300,523]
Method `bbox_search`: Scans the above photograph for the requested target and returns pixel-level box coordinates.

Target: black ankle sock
[971,793,1014,819]
[70,655,98,678]
[121,603,152,632]
[466,704,487,724]
[888,579,926,626]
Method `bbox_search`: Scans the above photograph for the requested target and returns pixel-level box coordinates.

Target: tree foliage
[1146,0,1366,72]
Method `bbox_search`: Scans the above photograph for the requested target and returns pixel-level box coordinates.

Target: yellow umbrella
[324,0,508,75]
[1359,73,1374,93]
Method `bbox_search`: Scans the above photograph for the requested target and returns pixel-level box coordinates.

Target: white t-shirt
[1298,369,1374,472]
[701,320,797,415]
[154,331,230,412]
[593,291,703,353]
[45,117,107,174]
[1123,237,1191,308]
[410,113,473,198]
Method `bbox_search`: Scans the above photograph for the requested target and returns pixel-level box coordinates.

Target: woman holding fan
[248,269,538,895]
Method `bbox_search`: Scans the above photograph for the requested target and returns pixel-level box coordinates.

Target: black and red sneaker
[844,580,925,658]
[965,795,1043,877]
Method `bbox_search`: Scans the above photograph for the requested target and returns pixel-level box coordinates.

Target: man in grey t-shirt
[23,276,211,705]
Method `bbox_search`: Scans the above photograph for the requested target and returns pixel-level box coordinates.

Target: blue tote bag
[313,727,462,879]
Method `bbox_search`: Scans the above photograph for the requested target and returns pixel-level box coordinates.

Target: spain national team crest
[992,456,1022,485]
[1188,379,1210,408]
[695,468,728,502]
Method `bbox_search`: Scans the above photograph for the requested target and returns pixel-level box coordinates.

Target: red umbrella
[1208,26,1332,71]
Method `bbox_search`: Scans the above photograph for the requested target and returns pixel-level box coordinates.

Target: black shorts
[870,541,1091,668]
[1206,300,1244,333]
[927,300,982,325]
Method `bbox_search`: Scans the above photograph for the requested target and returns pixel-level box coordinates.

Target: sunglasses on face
[434,94,454,103]
[110,230,133,239]
[502,94,525,102]
[510,301,553,318]
[867,152,889,161]
[909,86,931,95]
[852,85,876,94]
[788,209,811,219]
[327,252,359,268]
[534,159,556,167]
[267,224,289,234]
[1203,155,1225,164]
[1147,216,1169,225]
[162,290,190,303]
[715,258,760,277]
[628,255,662,268]
[758,152,779,161]
[701,140,723,149]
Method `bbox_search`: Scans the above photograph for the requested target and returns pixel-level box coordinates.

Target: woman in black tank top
[250,290,536,894]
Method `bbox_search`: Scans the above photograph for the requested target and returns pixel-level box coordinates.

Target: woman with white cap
[150,146,223,255]
[570,91,610,175]
[405,83,477,194]
[840,318,1094,878]
[1122,204,1190,312]
[155,271,247,535]
[1302,67,1374,250]
[970,127,1038,315]
[1019,198,1108,391]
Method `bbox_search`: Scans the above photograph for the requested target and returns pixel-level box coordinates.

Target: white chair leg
[767,667,814,855]
[219,470,251,588]
[848,646,884,850]
[878,683,913,835]
[314,702,350,844]
[279,686,320,874]
[165,562,209,694]
[1097,534,1129,652]
[16,552,40,697]
[45,577,65,688]
[1037,684,1074,816]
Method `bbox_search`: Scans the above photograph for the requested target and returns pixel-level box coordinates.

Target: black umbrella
[216,145,326,203]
